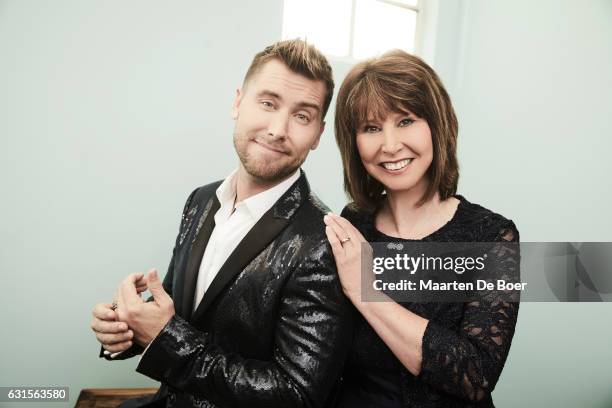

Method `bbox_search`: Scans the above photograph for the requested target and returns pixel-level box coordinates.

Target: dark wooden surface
[75,388,158,408]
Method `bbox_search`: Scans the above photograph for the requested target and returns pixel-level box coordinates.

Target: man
[90,39,355,408]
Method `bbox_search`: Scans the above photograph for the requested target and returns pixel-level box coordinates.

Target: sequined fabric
[123,172,355,408]
[337,195,520,408]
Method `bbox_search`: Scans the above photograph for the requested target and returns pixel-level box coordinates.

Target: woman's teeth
[382,159,412,171]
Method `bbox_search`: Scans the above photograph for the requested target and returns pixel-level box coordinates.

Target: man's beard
[233,132,304,183]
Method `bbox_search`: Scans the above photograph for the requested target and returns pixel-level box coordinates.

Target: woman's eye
[399,118,415,127]
[363,125,380,133]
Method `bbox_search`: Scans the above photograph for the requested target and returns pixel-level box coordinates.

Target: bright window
[282,0,423,60]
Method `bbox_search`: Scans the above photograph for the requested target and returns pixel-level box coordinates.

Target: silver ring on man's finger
[111,301,118,311]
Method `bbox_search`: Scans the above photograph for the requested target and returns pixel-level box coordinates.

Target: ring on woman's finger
[340,237,351,244]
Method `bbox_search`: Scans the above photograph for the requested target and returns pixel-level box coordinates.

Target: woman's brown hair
[334,49,459,212]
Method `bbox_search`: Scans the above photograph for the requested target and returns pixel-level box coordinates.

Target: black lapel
[190,170,310,322]
[181,196,220,321]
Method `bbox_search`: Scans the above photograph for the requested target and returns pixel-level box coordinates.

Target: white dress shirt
[193,168,300,310]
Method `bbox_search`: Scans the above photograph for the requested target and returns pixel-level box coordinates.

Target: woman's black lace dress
[336,195,520,408]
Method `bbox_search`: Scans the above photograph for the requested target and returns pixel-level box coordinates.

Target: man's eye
[398,118,415,127]
[296,113,310,123]
[261,101,274,109]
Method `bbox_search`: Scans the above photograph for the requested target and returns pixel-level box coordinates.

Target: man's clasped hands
[90,269,175,354]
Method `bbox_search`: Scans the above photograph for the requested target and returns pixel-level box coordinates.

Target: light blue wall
[1,1,610,407]
[0,1,284,406]
[444,1,612,407]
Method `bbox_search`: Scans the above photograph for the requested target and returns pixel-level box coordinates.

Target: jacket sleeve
[416,221,520,402]
[135,241,356,408]
[99,187,199,361]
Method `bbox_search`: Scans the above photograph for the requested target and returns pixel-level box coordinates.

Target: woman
[323,50,519,407]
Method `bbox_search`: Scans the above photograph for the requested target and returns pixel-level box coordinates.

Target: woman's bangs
[347,76,396,131]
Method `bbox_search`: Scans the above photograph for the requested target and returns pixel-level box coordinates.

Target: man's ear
[311,120,325,150]
[231,88,242,120]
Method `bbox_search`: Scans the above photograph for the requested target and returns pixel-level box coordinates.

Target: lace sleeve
[417,221,520,402]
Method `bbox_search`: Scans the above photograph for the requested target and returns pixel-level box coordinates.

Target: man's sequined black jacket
[101,171,356,408]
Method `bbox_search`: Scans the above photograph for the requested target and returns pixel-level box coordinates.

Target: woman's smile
[380,158,414,173]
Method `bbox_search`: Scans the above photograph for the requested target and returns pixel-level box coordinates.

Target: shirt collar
[215,168,301,222]
[215,168,239,210]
